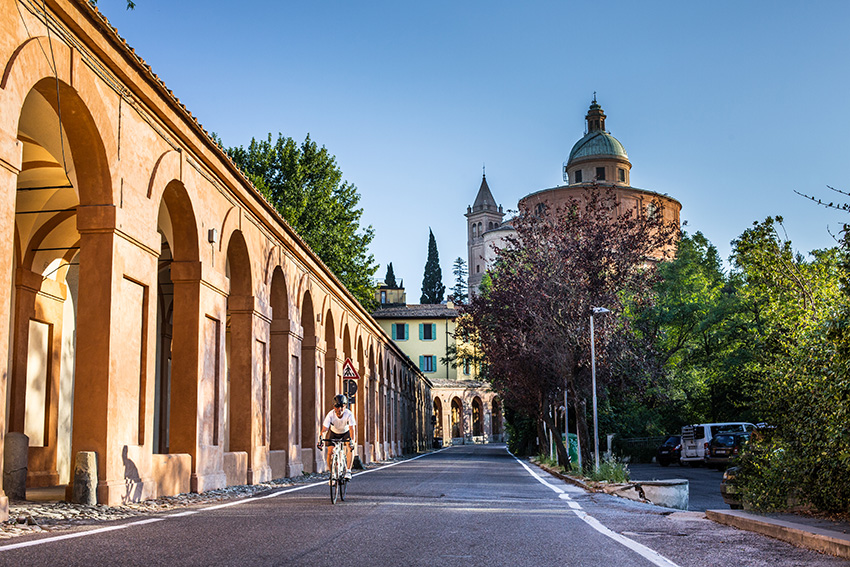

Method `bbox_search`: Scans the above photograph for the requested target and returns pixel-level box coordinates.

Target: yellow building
[373,290,503,446]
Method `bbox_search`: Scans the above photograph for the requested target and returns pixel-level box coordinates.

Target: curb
[530,460,594,492]
[706,509,850,560]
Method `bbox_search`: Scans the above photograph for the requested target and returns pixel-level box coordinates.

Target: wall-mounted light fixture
[208,228,218,244]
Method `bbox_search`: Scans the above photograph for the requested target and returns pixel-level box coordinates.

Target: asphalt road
[0,446,845,567]
[628,462,727,511]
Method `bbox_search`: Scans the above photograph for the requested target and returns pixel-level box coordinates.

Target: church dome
[567,130,628,164]
[565,98,629,167]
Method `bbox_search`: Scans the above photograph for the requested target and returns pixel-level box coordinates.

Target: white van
[680,422,755,465]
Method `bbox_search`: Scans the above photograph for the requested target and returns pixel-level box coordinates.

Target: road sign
[344,379,358,397]
[342,358,360,380]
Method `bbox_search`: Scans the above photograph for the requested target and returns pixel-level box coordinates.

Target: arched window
[472,397,483,437]
[451,398,463,439]
[472,224,477,238]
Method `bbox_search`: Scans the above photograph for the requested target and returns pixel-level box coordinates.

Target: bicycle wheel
[329,451,339,504]
[339,476,347,501]
[330,476,338,504]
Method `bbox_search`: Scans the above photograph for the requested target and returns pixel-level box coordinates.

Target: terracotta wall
[0,0,432,518]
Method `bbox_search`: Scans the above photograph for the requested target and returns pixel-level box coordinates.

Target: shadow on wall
[122,446,142,504]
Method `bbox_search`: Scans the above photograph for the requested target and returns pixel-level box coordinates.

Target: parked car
[720,466,742,509]
[706,432,750,470]
[680,422,756,465]
[656,435,682,466]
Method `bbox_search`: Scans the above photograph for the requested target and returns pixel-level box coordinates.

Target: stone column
[285,323,303,477]
[72,204,159,505]
[170,260,228,494]
[226,295,271,484]
[0,135,22,519]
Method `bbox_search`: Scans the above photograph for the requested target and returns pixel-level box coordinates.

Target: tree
[465,186,678,467]
[420,229,445,304]
[91,0,136,9]
[228,133,377,308]
[449,257,468,304]
[728,217,847,512]
[384,263,398,288]
[629,230,748,432]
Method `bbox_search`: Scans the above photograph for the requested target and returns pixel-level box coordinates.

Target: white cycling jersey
[322,408,355,434]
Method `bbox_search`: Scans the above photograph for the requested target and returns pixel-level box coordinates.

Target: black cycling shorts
[325,430,351,443]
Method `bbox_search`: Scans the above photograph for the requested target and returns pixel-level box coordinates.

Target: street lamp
[590,306,610,471]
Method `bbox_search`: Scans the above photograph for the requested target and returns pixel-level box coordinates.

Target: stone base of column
[190,471,227,494]
[247,464,272,485]
[0,494,8,521]
[285,461,303,478]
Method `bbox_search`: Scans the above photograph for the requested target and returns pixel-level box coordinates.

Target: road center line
[508,449,682,567]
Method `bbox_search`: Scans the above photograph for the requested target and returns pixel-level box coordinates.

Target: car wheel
[659,459,669,467]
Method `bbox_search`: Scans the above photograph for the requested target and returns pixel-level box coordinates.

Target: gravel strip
[1,458,406,540]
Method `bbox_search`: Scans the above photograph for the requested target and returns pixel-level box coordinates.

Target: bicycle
[321,438,352,504]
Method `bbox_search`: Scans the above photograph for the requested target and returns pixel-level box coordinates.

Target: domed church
[466,97,682,298]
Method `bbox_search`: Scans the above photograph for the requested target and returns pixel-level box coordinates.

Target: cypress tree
[420,229,445,304]
[385,263,398,288]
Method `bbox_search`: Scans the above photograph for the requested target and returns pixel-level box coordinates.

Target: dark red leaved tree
[464,186,677,468]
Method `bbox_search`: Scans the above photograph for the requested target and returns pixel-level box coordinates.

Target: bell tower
[465,172,504,298]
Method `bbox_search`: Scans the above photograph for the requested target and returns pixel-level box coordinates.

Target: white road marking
[508,448,682,567]
[0,448,447,551]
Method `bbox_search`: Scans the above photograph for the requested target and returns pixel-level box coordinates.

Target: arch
[323,307,337,419]
[225,230,253,455]
[472,396,483,437]
[299,290,318,471]
[6,67,112,493]
[433,396,443,440]
[451,397,464,440]
[3,40,115,206]
[269,266,290,452]
[224,231,252,296]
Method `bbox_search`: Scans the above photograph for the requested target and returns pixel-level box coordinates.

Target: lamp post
[590,306,610,471]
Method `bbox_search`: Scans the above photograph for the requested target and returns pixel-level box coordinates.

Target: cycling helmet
[333,394,348,407]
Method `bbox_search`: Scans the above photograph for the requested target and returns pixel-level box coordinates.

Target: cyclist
[318,394,356,481]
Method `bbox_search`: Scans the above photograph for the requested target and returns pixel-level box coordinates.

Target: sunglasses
[334,404,344,408]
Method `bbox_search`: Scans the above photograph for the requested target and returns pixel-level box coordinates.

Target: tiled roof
[371,304,459,319]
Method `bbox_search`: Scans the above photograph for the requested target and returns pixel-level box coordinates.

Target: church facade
[467,98,682,298]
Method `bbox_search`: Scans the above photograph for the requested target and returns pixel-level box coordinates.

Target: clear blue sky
[99,0,850,297]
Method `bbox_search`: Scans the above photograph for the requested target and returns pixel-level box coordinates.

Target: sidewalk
[533,459,850,561]
[706,509,850,560]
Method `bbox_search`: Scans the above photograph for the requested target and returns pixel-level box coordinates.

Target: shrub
[588,455,630,483]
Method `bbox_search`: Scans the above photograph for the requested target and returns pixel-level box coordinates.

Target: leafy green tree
[420,229,445,304]
[628,230,753,434]
[384,263,398,288]
[730,217,847,512]
[228,133,377,308]
[449,257,468,304]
